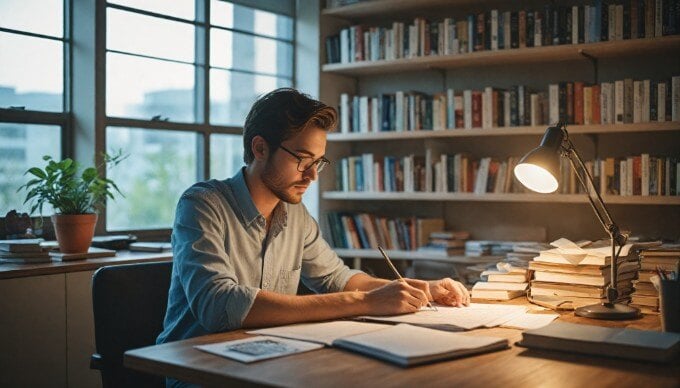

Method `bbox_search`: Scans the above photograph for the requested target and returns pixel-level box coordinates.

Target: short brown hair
[242,88,337,164]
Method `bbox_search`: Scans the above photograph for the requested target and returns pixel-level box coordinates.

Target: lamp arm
[560,129,628,304]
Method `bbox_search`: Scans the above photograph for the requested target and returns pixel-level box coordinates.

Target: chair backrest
[92,261,172,388]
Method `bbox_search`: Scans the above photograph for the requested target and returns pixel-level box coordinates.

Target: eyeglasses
[278,145,330,173]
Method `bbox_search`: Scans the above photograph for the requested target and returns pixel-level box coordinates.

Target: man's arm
[242,280,429,328]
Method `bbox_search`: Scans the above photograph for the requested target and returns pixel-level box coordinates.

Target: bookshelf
[318,0,680,266]
[322,35,680,76]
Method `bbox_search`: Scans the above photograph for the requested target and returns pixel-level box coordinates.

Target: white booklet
[195,336,323,363]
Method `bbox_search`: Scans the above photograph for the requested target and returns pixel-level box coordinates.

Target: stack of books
[472,262,530,301]
[465,240,516,257]
[528,238,640,309]
[0,239,51,264]
[631,244,680,314]
[416,231,470,256]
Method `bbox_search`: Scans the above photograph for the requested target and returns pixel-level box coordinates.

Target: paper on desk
[544,238,635,265]
[195,335,323,363]
[499,313,559,330]
[358,303,528,331]
[248,321,390,346]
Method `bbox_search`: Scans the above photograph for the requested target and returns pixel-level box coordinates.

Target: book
[49,247,117,261]
[480,270,528,283]
[0,239,44,253]
[0,251,51,264]
[129,242,172,252]
[518,321,680,363]
[250,321,509,367]
[471,289,526,301]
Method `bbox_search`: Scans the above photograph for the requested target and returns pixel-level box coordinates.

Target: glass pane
[0,0,63,37]
[210,69,291,126]
[211,28,293,77]
[0,123,61,216]
[108,0,194,20]
[107,8,194,63]
[210,134,244,179]
[0,32,63,112]
[106,127,197,230]
[106,52,195,122]
[211,0,293,40]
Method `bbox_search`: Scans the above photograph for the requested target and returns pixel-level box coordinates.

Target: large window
[0,0,67,216]
[105,0,294,231]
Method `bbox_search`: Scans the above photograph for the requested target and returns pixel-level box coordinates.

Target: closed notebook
[332,323,508,367]
[518,321,680,363]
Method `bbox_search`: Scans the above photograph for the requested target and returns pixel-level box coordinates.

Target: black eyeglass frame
[278,145,331,173]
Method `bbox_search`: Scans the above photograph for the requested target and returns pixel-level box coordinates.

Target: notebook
[249,321,508,367]
[518,321,680,363]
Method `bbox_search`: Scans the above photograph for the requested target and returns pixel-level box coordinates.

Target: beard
[261,158,310,204]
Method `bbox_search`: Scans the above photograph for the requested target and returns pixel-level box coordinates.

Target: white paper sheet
[195,336,323,363]
[248,321,390,346]
[358,303,528,330]
[500,313,559,330]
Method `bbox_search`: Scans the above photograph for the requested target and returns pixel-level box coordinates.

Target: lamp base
[575,303,640,320]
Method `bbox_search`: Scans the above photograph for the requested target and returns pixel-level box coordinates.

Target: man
[158,88,470,348]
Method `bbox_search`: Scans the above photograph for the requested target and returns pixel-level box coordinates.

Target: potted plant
[19,152,125,253]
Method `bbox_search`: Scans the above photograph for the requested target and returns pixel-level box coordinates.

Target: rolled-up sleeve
[173,191,259,331]
[300,207,363,293]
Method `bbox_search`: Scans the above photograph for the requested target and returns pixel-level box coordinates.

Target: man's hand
[362,280,430,315]
[405,278,470,307]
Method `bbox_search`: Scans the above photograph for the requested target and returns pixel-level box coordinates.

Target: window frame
[0,0,73,220]
[100,0,296,236]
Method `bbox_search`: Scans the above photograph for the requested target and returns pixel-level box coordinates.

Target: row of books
[325,213,445,251]
[630,244,680,313]
[0,239,117,262]
[338,76,680,133]
[325,1,680,64]
[527,239,641,309]
[334,152,680,196]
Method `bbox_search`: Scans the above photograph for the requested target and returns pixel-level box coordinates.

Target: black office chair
[90,261,173,388]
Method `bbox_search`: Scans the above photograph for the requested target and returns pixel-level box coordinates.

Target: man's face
[261,125,328,204]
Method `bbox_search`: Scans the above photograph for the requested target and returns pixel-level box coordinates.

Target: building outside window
[104,0,295,232]
[0,0,67,217]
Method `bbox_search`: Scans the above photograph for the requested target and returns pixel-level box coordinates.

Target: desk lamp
[514,123,639,320]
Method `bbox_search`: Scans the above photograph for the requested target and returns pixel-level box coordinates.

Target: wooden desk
[124,306,680,388]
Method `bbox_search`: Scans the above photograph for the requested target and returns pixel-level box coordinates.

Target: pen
[378,246,437,311]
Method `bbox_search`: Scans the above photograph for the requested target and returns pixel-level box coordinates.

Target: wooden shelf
[322,191,680,205]
[333,248,502,263]
[322,36,680,76]
[328,122,680,142]
[323,0,496,19]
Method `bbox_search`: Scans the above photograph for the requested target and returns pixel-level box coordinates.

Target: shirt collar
[229,168,261,227]
[229,167,289,230]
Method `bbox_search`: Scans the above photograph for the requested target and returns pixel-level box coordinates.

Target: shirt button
[263,282,269,288]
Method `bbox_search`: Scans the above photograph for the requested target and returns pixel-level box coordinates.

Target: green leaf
[26,167,47,179]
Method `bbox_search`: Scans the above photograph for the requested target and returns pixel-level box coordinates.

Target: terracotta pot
[51,213,98,254]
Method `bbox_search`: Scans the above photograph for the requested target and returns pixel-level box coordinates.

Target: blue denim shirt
[157,168,362,345]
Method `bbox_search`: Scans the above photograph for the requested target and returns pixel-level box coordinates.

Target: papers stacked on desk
[358,303,557,331]
[528,238,640,310]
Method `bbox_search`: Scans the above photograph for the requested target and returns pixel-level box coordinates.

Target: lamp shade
[513,125,564,194]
